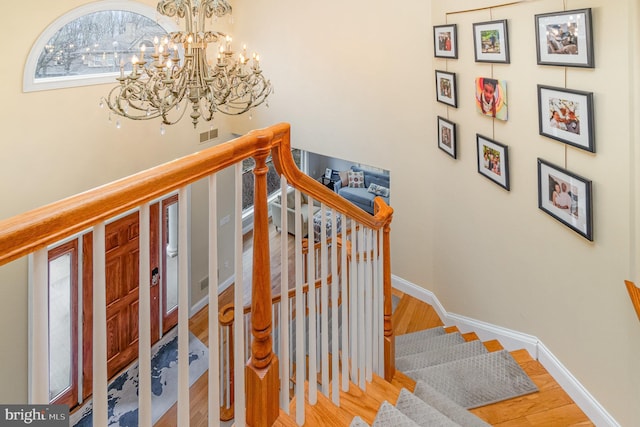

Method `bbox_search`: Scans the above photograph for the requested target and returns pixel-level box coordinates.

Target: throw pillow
[348,171,365,188]
[367,183,390,197]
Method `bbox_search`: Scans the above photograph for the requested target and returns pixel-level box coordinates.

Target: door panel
[82,203,161,400]
[104,212,141,378]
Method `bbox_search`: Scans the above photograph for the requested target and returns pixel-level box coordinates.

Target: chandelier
[101,0,272,129]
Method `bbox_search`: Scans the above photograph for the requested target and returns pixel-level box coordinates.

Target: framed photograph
[475,77,508,121]
[535,8,594,68]
[437,116,457,158]
[476,134,509,190]
[538,158,593,240]
[435,70,457,107]
[324,168,332,179]
[434,24,458,59]
[473,19,510,63]
[537,85,594,152]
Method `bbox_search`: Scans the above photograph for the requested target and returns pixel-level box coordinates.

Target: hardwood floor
[157,225,594,426]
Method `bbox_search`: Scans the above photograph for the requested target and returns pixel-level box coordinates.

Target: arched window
[24,1,176,92]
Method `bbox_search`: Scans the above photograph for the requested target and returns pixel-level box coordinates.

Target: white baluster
[377,230,384,375]
[349,219,358,383]
[365,228,373,383]
[234,163,246,427]
[138,204,152,427]
[294,189,305,425]
[340,213,350,392]
[371,228,379,376]
[279,176,290,413]
[320,205,329,396]
[357,224,366,389]
[307,196,318,405]
[178,187,190,426]
[208,174,221,426]
[29,249,49,404]
[331,209,339,405]
[93,222,108,425]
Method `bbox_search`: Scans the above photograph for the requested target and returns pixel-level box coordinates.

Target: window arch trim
[23,0,177,93]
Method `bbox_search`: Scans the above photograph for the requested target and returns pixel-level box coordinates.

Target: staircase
[266,292,595,426]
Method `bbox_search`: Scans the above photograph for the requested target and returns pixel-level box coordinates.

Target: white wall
[233,0,640,424]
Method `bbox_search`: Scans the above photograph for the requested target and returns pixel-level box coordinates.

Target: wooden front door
[105,211,141,377]
[83,205,160,399]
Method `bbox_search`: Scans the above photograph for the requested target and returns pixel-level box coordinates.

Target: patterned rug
[70,328,208,426]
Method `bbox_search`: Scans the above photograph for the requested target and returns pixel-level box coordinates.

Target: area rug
[70,328,208,427]
[405,349,538,409]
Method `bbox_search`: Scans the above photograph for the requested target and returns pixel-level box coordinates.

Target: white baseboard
[391,274,620,427]
[189,274,235,317]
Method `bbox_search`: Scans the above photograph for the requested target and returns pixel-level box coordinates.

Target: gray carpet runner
[350,326,539,427]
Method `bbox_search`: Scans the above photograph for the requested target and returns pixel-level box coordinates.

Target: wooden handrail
[0,122,394,266]
[625,280,640,322]
[0,126,279,267]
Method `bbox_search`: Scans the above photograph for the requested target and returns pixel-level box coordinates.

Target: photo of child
[481,29,501,53]
[548,98,581,135]
[475,77,508,121]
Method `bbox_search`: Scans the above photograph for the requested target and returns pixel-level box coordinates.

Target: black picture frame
[476,134,509,190]
[434,24,458,59]
[535,8,594,68]
[472,19,510,63]
[437,116,457,158]
[435,70,457,107]
[537,158,593,241]
[537,85,594,152]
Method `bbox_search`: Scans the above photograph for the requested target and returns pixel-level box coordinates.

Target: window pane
[35,10,167,80]
[49,254,73,400]
[242,149,302,211]
[165,202,179,314]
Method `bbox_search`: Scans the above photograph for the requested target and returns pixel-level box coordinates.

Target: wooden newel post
[382,220,395,381]
[246,143,280,427]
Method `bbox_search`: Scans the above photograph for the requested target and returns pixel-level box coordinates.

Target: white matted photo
[434,24,458,59]
[537,85,594,152]
[535,8,594,68]
[437,116,456,158]
[476,134,509,190]
[473,19,510,63]
[435,70,457,107]
[538,158,593,241]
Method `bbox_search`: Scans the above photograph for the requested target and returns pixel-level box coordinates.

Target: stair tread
[349,415,370,427]
[372,401,420,427]
[338,380,388,425]
[396,340,488,372]
[406,350,538,410]
[413,380,491,427]
[396,326,446,345]
[396,332,465,358]
[395,388,462,427]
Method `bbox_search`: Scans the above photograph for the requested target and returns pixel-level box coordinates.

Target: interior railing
[0,122,394,426]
